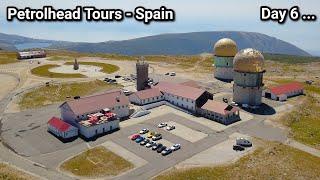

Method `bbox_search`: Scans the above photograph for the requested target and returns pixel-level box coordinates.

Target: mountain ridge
[0,31,310,56]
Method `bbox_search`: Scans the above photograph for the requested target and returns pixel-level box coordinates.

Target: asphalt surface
[0,69,289,180]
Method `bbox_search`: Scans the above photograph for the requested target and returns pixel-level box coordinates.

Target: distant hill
[0,31,310,56]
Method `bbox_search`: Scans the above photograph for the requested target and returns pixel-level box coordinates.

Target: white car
[166,125,175,131]
[170,144,181,151]
[146,141,156,148]
[139,128,149,134]
[170,72,176,76]
[158,123,167,128]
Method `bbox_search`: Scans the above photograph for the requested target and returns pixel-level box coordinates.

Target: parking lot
[0,100,288,180]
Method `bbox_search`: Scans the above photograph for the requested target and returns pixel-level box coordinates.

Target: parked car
[157,146,167,153]
[161,148,173,156]
[170,72,176,76]
[140,139,150,146]
[147,131,155,138]
[139,128,149,134]
[152,134,162,141]
[223,97,228,103]
[165,72,170,75]
[158,122,167,128]
[115,75,122,78]
[130,134,140,140]
[236,138,252,147]
[230,101,238,106]
[166,125,175,131]
[233,145,245,151]
[135,136,145,143]
[123,90,131,96]
[146,141,156,148]
[170,144,181,151]
[152,143,162,151]
[74,96,81,100]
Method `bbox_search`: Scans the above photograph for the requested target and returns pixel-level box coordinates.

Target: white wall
[163,92,196,112]
[48,125,78,139]
[78,120,120,139]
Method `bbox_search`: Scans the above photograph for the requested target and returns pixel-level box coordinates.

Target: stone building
[233,48,265,107]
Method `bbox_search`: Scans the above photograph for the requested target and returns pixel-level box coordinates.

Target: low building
[154,81,213,113]
[129,88,164,105]
[59,89,130,124]
[78,111,120,139]
[263,82,304,101]
[198,100,240,125]
[17,50,46,60]
[47,117,78,139]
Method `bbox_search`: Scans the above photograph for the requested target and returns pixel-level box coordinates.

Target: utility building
[263,82,304,101]
[233,48,265,107]
[198,100,240,125]
[213,38,238,81]
[136,57,149,91]
[17,50,46,60]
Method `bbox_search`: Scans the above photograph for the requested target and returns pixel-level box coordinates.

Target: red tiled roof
[201,100,239,115]
[48,117,71,132]
[180,80,202,89]
[154,81,205,100]
[133,88,163,100]
[269,82,304,95]
[60,89,129,115]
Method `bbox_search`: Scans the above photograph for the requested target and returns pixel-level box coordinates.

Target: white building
[17,50,46,60]
[263,82,304,101]
[198,100,240,125]
[59,89,130,124]
[47,117,78,140]
[77,112,120,139]
[153,81,213,113]
[129,88,164,105]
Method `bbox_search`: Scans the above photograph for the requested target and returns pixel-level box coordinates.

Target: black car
[140,139,150,146]
[74,96,80,100]
[157,146,166,153]
[233,145,245,151]
[115,75,121,78]
[152,143,162,151]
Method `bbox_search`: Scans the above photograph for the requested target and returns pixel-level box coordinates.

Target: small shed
[263,82,304,101]
[48,117,78,139]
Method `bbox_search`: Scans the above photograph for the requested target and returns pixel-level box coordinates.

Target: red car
[130,134,140,140]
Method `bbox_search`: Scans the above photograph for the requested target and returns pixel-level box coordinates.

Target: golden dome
[233,48,265,73]
[214,38,238,57]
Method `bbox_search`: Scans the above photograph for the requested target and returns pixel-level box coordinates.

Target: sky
[0,0,319,55]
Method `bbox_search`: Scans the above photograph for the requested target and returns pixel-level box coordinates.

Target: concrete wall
[234,71,263,87]
[214,56,234,67]
[214,67,233,80]
[78,120,120,139]
[129,94,164,105]
[233,84,262,106]
[198,108,240,125]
